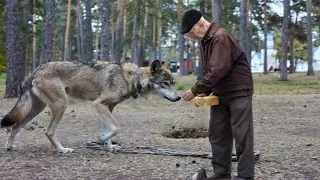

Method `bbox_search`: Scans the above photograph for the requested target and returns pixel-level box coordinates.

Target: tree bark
[95,16,100,61]
[178,0,184,75]
[63,0,72,61]
[76,0,84,62]
[40,0,56,64]
[279,0,290,80]
[152,16,157,61]
[246,0,252,65]
[263,0,268,75]
[5,0,22,98]
[211,0,221,25]
[85,0,93,62]
[240,0,247,55]
[114,0,125,63]
[289,36,295,73]
[131,0,140,65]
[157,0,162,61]
[100,0,111,61]
[197,0,205,80]
[306,0,315,76]
[32,0,37,71]
[122,0,127,61]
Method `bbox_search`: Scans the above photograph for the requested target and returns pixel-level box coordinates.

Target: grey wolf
[181,9,254,179]
[1,60,181,153]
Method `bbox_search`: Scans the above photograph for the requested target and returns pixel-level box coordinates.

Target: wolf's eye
[163,81,170,86]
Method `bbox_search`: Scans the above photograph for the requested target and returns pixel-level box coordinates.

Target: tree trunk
[240,0,247,55]
[95,18,100,61]
[122,0,127,61]
[110,2,115,60]
[197,0,205,80]
[76,16,81,61]
[289,36,295,73]
[114,0,125,63]
[178,0,184,75]
[152,16,157,61]
[20,0,30,78]
[131,0,140,64]
[32,0,37,71]
[211,0,221,25]
[263,0,268,75]
[306,0,315,76]
[85,0,93,62]
[246,0,252,65]
[76,0,84,62]
[100,0,111,61]
[40,0,56,64]
[279,0,289,80]
[64,0,72,61]
[5,0,22,98]
[157,0,162,61]
[139,1,148,66]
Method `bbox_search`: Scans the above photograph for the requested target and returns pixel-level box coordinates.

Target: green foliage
[274,35,307,61]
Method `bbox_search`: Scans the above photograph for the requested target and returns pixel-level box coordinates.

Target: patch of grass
[174,75,196,91]
[253,72,320,95]
[173,72,320,95]
[0,73,6,81]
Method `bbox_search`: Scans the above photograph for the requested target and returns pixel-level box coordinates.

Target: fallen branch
[86,142,260,162]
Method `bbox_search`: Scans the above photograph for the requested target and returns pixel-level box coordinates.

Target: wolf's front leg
[93,99,121,153]
[99,121,122,152]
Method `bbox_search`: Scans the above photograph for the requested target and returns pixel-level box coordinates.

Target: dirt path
[0,94,319,179]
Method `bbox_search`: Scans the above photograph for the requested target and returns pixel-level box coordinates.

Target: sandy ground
[0,93,319,180]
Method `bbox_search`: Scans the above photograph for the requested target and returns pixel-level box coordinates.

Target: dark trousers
[209,95,254,178]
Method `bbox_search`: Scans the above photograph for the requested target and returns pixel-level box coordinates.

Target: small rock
[304,105,307,108]
[191,160,197,164]
[176,163,180,168]
[311,156,318,160]
[25,126,34,131]
[172,126,175,130]
[71,110,75,113]
[306,144,312,146]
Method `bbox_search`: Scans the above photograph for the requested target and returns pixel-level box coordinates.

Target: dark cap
[180,9,202,34]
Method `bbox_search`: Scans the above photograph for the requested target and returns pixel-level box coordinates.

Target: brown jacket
[191,23,253,100]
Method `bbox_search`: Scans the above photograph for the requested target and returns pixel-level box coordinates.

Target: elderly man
[180,9,254,180]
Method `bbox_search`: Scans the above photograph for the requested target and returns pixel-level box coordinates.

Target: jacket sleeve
[191,35,233,95]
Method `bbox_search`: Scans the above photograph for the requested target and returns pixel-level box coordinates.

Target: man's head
[180,9,210,39]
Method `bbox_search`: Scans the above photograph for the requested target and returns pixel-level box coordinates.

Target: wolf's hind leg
[6,92,46,151]
[6,122,26,151]
[45,98,74,153]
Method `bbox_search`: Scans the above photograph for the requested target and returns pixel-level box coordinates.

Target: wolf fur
[1,60,180,153]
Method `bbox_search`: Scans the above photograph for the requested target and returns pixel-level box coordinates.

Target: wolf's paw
[5,145,16,151]
[107,144,122,153]
[58,147,74,153]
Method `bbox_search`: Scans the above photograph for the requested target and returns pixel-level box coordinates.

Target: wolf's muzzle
[165,96,181,102]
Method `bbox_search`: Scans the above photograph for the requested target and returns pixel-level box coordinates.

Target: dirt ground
[0,93,319,180]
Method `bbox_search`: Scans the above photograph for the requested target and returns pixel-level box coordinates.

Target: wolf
[0,60,181,153]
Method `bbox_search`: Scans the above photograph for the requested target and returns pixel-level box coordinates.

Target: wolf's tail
[1,76,46,127]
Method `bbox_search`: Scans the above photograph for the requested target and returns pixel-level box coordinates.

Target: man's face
[187,22,203,39]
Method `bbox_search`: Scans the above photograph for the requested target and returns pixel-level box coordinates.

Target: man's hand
[197,93,207,97]
[182,89,196,101]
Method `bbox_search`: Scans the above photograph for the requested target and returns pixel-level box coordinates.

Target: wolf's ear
[150,60,162,74]
[162,60,171,70]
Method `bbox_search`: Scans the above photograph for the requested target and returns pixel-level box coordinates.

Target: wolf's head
[148,60,181,102]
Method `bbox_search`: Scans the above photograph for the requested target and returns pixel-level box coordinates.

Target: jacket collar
[201,22,221,44]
